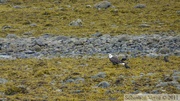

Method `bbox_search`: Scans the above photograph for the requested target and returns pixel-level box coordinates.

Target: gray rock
[177,10,180,15]
[117,35,130,42]
[23,32,33,36]
[158,47,170,54]
[134,4,146,8]
[91,32,102,37]
[73,38,87,45]
[24,50,35,54]
[34,39,47,46]
[156,82,168,87]
[0,54,13,59]
[55,35,69,41]
[131,90,140,94]
[2,25,11,30]
[74,77,85,83]
[168,81,179,86]
[94,1,111,9]
[69,19,82,26]
[97,81,110,88]
[6,34,17,39]
[172,71,180,76]
[0,78,8,84]
[150,90,160,94]
[91,72,106,79]
[30,23,37,27]
[172,76,180,81]
[0,0,7,3]
[13,5,22,9]
[66,79,75,83]
[174,50,180,56]
[177,85,180,90]
[32,45,41,52]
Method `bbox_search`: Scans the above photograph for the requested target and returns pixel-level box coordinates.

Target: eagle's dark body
[108,54,130,68]
[109,56,123,65]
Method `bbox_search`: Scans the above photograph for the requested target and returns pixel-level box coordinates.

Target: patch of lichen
[0,0,179,37]
[0,56,179,100]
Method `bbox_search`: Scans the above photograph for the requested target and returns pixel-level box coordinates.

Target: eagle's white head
[108,53,113,58]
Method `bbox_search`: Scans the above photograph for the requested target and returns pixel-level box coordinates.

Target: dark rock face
[0,34,179,59]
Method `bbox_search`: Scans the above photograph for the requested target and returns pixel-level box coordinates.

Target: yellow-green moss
[0,56,179,100]
[0,0,179,37]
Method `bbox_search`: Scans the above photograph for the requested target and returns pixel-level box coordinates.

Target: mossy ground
[0,0,179,37]
[0,56,179,100]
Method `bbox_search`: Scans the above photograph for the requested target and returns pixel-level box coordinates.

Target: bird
[108,53,130,68]
[164,56,169,62]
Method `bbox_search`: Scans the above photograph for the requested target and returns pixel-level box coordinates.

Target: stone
[23,32,33,36]
[0,0,7,3]
[2,25,11,30]
[13,5,22,9]
[91,72,106,79]
[0,78,8,84]
[168,81,179,86]
[97,81,110,88]
[55,35,69,41]
[174,50,180,56]
[158,47,170,54]
[172,71,180,76]
[0,54,13,59]
[94,1,111,9]
[177,10,180,15]
[74,77,85,83]
[32,45,41,52]
[156,82,168,87]
[69,19,82,27]
[30,23,37,27]
[134,4,146,8]
[24,50,35,54]
[172,76,180,81]
[6,34,18,39]
[150,90,160,94]
[91,32,102,37]
[66,79,75,83]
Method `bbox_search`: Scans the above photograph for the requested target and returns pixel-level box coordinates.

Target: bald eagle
[108,54,130,68]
